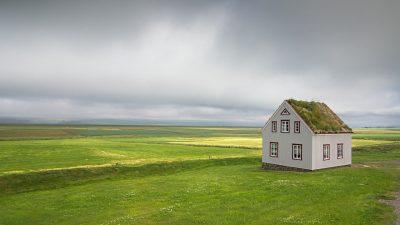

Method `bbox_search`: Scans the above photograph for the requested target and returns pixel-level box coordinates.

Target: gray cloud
[0,0,399,127]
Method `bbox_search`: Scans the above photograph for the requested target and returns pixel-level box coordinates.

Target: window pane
[337,144,343,158]
[292,145,301,159]
[281,121,289,132]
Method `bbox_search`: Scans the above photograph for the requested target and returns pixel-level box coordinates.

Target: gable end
[262,101,314,135]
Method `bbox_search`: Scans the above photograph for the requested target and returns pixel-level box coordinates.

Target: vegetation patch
[287,99,352,134]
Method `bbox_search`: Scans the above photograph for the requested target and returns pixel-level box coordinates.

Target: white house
[262,99,352,171]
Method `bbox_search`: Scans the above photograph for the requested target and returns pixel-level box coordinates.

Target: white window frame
[337,143,343,159]
[270,142,278,157]
[281,120,290,133]
[292,144,302,160]
[323,144,330,160]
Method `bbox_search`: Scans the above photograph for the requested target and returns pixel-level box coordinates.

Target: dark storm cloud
[0,0,399,126]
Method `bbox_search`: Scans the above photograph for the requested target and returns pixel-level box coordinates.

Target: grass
[1,160,398,225]
[0,125,399,225]
[353,128,400,141]
[287,99,352,133]
[168,137,262,148]
[352,139,399,147]
[0,138,259,174]
[0,125,260,140]
[1,133,392,174]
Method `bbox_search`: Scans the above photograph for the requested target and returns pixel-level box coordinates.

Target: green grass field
[0,125,399,225]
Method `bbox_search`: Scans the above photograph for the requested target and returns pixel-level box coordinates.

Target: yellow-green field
[169,137,262,148]
[170,136,399,149]
[168,127,400,149]
[0,125,399,225]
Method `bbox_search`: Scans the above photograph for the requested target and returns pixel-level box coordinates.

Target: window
[281,120,290,133]
[323,144,330,160]
[270,142,278,157]
[337,143,343,159]
[281,108,290,115]
[292,144,302,160]
[294,121,300,133]
[271,121,277,132]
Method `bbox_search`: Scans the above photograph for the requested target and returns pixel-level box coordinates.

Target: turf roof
[286,99,352,134]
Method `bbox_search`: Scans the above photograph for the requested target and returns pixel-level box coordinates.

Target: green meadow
[0,125,399,225]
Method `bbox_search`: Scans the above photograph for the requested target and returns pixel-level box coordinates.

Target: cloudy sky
[0,0,399,127]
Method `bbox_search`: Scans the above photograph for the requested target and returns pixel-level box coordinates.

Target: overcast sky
[0,0,399,127]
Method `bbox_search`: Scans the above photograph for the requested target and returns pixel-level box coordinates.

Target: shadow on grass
[0,156,260,196]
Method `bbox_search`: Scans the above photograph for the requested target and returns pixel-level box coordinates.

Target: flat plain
[0,125,399,225]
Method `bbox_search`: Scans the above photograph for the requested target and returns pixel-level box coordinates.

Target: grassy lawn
[1,159,398,225]
[0,125,399,225]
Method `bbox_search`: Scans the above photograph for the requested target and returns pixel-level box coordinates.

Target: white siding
[262,101,313,170]
[312,133,352,170]
[262,100,353,171]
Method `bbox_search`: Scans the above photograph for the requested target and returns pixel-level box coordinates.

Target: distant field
[0,125,260,140]
[0,138,259,174]
[353,128,400,141]
[168,137,262,148]
[0,125,399,225]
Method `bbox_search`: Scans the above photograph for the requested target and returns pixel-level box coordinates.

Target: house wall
[262,101,313,170]
[312,133,352,170]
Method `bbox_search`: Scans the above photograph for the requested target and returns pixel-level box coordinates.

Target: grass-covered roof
[287,99,352,134]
